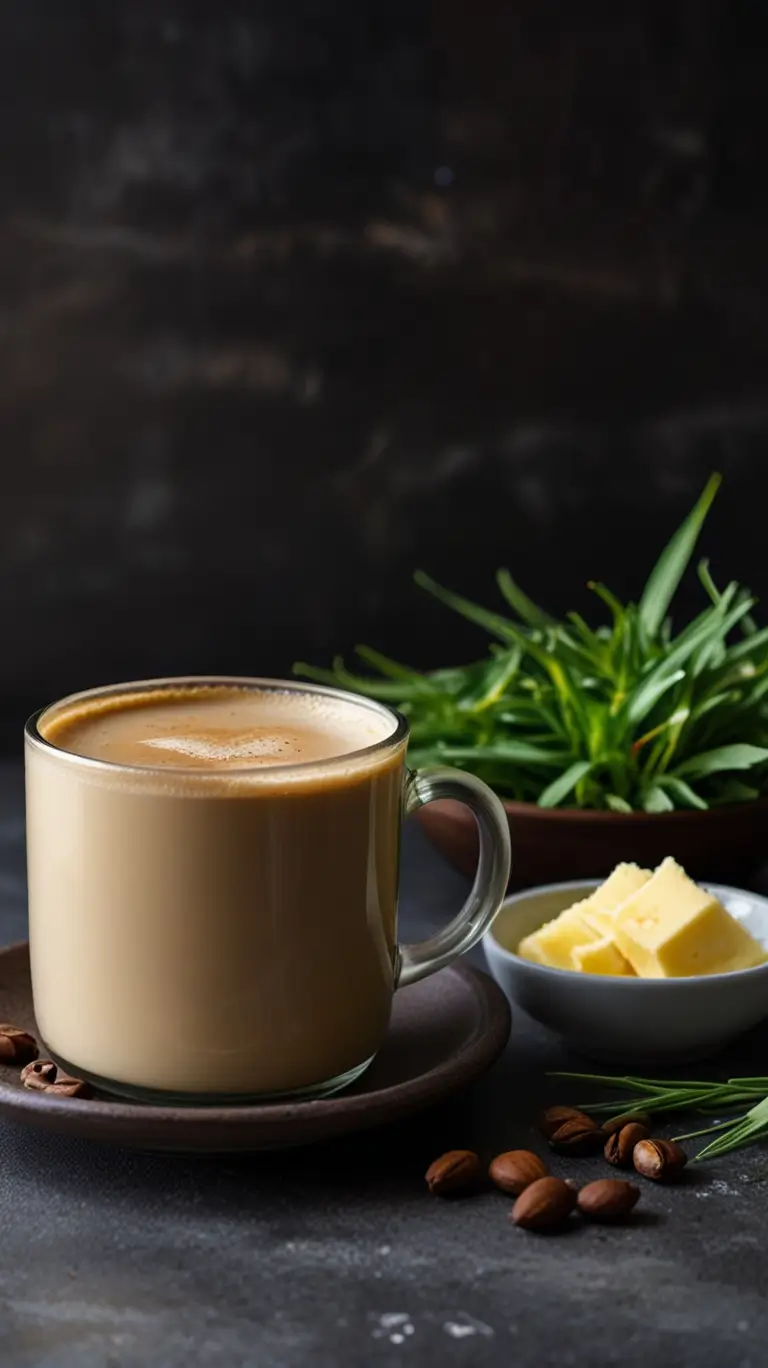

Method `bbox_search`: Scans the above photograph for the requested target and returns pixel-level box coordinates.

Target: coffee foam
[141,732,298,764]
[38,683,399,790]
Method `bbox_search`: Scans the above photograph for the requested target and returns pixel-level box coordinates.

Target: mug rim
[25,675,409,779]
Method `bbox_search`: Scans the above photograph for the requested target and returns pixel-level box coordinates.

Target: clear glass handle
[397,766,511,988]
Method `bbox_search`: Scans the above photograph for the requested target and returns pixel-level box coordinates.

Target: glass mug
[25,677,511,1102]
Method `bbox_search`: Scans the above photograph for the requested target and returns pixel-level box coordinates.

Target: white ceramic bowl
[482,879,768,1063]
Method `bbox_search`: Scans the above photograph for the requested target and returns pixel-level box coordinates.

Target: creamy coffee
[26,682,405,1096]
[42,685,390,771]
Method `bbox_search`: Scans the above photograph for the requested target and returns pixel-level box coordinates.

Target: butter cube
[592,862,653,911]
[584,862,652,935]
[572,936,636,977]
[517,905,601,970]
[518,868,650,973]
[613,857,767,978]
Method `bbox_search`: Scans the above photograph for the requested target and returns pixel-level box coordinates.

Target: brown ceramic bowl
[418,796,768,890]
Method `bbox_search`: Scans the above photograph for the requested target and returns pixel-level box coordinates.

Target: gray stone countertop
[0,760,766,1367]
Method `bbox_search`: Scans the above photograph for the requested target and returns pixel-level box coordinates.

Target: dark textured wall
[0,1,767,745]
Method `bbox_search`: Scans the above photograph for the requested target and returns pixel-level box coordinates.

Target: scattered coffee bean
[20,1059,91,1099]
[604,1121,649,1169]
[425,1150,482,1196]
[577,1179,640,1222]
[539,1105,597,1140]
[511,1177,577,1232]
[21,1060,57,1090]
[548,1116,605,1156]
[633,1138,688,1183]
[488,1149,548,1196]
[0,1024,38,1065]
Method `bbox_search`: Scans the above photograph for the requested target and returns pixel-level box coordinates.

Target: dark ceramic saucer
[0,943,511,1151]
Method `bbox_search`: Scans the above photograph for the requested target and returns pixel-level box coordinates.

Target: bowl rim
[483,877,768,987]
[496,796,768,822]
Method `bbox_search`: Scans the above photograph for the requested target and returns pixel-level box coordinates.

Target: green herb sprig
[296,474,768,811]
[549,1070,768,1162]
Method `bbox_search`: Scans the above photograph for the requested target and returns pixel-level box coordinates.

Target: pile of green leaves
[296,474,768,811]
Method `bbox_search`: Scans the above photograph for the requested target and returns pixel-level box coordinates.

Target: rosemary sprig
[549,1071,768,1162]
[692,1095,768,1161]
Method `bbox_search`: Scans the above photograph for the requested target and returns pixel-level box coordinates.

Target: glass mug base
[44,1046,376,1107]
